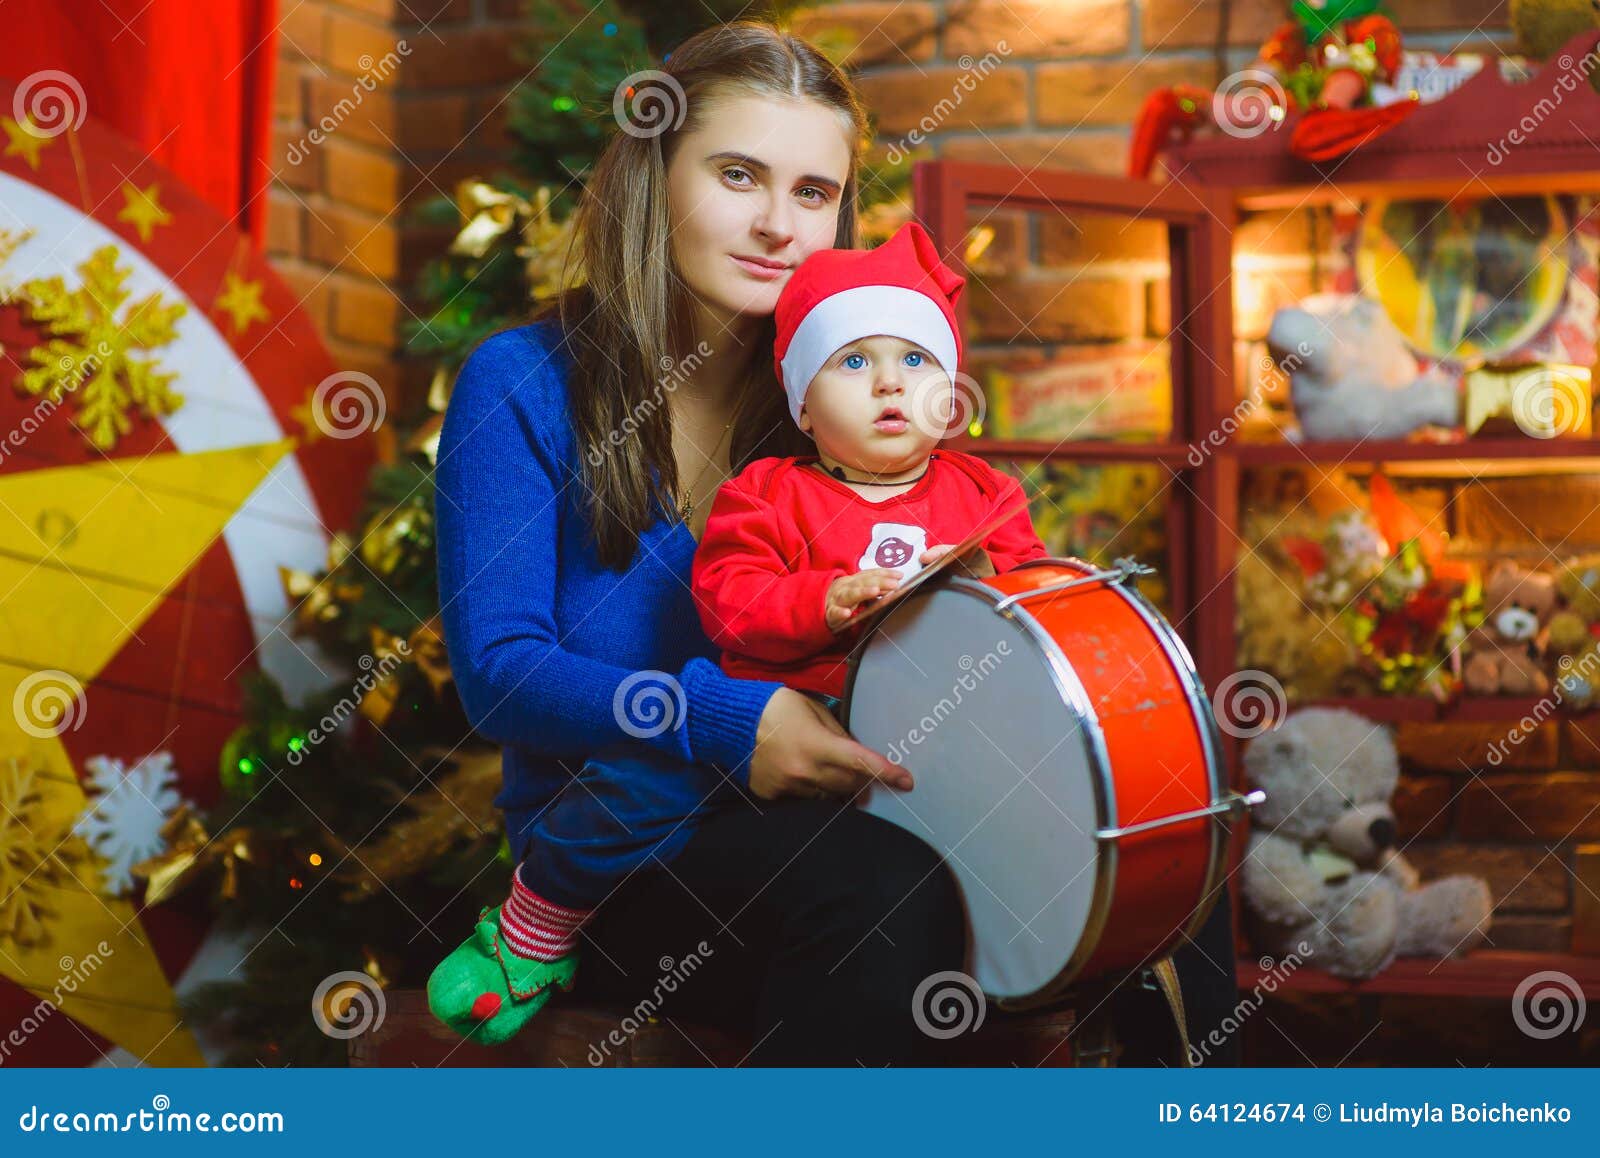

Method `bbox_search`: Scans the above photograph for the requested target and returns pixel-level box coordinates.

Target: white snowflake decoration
[73,751,185,897]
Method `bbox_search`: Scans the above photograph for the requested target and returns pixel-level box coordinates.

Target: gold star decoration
[1,115,50,170]
[290,384,326,444]
[116,181,173,243]
[213,271,270,335]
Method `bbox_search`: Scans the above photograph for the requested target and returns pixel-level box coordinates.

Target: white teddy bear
[1241,707,1492,979]
[1267,292,1460,441]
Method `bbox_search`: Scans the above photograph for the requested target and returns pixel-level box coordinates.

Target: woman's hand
[748,687,913,801]
[824,568,903,632]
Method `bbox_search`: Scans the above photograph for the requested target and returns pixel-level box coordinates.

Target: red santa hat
[773,220,965,427]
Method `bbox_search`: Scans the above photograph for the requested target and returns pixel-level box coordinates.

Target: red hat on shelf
[773,220,966,427]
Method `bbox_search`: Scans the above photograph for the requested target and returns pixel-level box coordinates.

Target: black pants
[576,795,1241,1066]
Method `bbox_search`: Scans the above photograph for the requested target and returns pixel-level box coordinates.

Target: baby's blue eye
[843,353,866,370]
[903,351,924,367]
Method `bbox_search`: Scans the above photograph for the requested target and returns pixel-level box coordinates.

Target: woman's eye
[797,185,829,204]
[903,351,924,367]
[722,167,753,187]
[843,353,866,370]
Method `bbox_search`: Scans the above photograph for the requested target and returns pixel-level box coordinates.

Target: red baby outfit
[690,449,1050,698]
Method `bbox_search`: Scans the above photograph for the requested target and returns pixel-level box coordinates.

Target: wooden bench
[346,973,1183,1067]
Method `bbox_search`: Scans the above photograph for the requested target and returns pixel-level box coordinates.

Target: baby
[691,220,1049,711]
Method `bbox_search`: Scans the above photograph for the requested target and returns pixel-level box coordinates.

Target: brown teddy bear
[1463,560,1559,696]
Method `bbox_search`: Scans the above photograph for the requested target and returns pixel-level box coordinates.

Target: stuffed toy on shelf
[1266,292,1460,441]
[1461,560,1559,696]
[1241,707,1493,979]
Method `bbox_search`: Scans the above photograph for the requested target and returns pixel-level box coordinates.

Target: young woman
[432,19,1239,1066]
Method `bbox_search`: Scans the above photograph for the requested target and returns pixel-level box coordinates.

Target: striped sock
[498,864,589,961]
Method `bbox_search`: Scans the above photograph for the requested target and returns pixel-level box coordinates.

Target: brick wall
[1392,721,1600,952]
[801,0,1517,176]
[267,0,527,416]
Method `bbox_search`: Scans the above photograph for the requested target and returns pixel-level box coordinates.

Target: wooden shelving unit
[910,28,1600,1001]
[1235,437,1600,467]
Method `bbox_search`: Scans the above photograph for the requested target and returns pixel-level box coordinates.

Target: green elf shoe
[426,904,580,1045]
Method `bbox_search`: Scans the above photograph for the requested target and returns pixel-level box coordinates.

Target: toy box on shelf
[911,29,1600,1001]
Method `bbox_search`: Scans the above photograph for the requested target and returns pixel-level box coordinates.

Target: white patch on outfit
[858,522,929,579]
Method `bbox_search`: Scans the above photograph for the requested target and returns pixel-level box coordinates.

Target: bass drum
[841,556,1256,1009]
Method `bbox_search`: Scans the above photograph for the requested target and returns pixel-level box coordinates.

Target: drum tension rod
[992,556,1156,616]
[1094,790,1266,842]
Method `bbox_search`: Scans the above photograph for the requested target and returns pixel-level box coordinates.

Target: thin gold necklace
[677,419,735,521]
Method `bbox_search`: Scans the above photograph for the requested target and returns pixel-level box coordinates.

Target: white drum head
[845,582,1105,1002]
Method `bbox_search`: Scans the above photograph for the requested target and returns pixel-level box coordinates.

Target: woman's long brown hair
[534,20,869,570]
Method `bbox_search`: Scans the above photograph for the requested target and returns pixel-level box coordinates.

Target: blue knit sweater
[435,321,787,877]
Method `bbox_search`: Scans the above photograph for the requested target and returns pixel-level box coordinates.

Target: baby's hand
[826,568,903,631]
[919,543,997,577]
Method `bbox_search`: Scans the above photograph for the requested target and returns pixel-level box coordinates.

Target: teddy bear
[1267,293,1460,441]
[1546,553,1600,705]
[1462,560,1559,696]
[1241,707,1492,979]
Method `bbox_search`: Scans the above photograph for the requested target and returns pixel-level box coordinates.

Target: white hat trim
[780,284,958,426]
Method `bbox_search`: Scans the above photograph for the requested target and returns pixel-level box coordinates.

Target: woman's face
[666,92,852,329]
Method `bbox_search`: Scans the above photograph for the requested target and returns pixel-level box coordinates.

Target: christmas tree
[175,2,916,1065]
